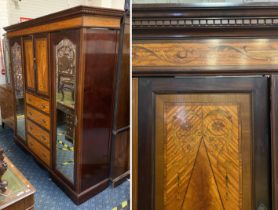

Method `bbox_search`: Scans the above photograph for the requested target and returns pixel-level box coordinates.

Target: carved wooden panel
[56,38,76,101]
[35,37,49,96]
[155,94,252,210]
[133,39,278,71]
[11,42,23,99]
[24,39,35,90]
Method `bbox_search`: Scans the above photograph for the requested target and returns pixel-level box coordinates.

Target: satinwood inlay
[162,104,241,210]
[133,39,278,70]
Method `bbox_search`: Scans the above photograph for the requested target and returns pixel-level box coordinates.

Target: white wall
[7,0,124,26]
[0,0,9,84]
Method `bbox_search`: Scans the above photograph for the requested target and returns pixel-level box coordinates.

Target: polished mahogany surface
[81,28,119,191]
[115,17,130,130]
[110,13,130,185]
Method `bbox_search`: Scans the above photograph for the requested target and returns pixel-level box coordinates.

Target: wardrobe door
[51,29,79,186]
[34,35,49,96]
[137,77,271,210]
[23,37,35,91]
[10,39,26,141]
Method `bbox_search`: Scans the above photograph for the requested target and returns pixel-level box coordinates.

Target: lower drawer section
[27,120,50,148]
[28,135,50,167]
[26,106,50,130]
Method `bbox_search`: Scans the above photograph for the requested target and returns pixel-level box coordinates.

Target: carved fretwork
[11,42,23,99]
[56,38,76,102]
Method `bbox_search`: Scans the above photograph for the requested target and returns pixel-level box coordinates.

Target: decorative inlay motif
[11,42,23,99]
[133,40,278,68]
[56,39,76,101]
[163,104,241,210]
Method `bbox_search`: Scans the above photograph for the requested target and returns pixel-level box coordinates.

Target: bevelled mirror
[11,41,26,141]
[54,37,76,184]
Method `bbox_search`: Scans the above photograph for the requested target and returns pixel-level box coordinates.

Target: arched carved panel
[56,38,76,100]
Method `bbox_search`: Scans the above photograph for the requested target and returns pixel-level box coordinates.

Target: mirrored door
[11,40,26,140]
[52,30,79,184]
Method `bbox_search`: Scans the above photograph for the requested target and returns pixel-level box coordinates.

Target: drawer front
[26,93,49,113]
[28,135,50,167]
[27,120,50,148]
[26,106,50,130]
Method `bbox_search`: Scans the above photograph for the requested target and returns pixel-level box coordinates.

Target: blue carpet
[0,127,130,210]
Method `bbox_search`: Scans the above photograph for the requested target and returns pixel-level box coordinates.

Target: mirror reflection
[11,42,25,140]
[55,38,76,183]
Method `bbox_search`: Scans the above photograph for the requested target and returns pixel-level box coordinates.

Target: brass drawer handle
[28,112,32,116]
[41,104,46,109]
[42,119,46,124]
[41,135,46,141]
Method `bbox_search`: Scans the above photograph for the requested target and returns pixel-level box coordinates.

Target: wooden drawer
[28,135,50,167]
[26,106,50,130]
[27,120,50,148]
[26,93,49,113]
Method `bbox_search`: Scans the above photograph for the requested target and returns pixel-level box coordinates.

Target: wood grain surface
[35,37,49,96]
[24,39,35,90]
[26,106,50,130]
[133,39,278,70]
[132,78,138,210]
[155,94,252,210]
[7,16,120,38]
[26,92,50,113]
[27,119,50,148]
[28,134,50,167]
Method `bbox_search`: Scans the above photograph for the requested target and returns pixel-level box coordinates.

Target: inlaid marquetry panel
[133,39,278,70]
[155,94,252,210]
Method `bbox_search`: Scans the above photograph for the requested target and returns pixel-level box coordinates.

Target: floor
[0,126,130,210]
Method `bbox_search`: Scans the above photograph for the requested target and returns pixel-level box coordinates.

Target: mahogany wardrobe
[4,5,129,204]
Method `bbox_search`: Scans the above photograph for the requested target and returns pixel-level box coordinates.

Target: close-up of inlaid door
[137,76,271,210]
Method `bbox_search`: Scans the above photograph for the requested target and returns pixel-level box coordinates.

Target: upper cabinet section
[4,6,123,38]
[23,35,49,97]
